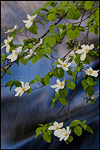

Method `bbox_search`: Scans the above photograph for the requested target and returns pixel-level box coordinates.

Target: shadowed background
[1,1,99,149]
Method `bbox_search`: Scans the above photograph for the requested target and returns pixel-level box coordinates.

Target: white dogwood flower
[48,121,63,131]
[90,95,99,99]
[56,126,71,141]
[50,79,65,93]
[57,58,71,71]
[23,14,37,28]
[84,67,99,77]
[24,48,34,59]
[68,51,76,59]
[15,81,30,97]
[1,36,13,53]
[5,25,19,33]
[7,46,22,62]
[75,44,94,61]
[34,38,43,49]
[48,121,63,136]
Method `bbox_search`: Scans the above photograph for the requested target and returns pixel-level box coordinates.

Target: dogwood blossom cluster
[68,50,76,59]
[15,81,30,96]
[57,58,71,71]
[5,25,19,33]
[7,46,22,62]
[48,121,71,141]
[24,38,43,59]
[50,79,65,93]
[75,44,94,61]
[1,36,13,53]
[23,14,37,28]
[84,67,99,77]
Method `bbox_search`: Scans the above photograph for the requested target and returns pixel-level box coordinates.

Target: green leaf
[81,79,89,90]
[5,81,14,87]
[59,98,67,105]
[66,82,75,90]
[32,56,38,64]
[47,13,56,22]
[29,80,34,85]
[87,76,93,85]
[66,23,72,30]
[20,57,27,65]
[60,88,68,98]
[86,125,93,133]
[74,29,80,38]
[74,126,82,136]
[69,120,81,127]
[44,1,52,8]
[75,54,81,65]
[43,132,51,143]
[90,99,95,104]
[67,69,72,76]
[67,135,73,142]
[6,70,11,75]
[36,74,40,80]
[72,70,77,80]
[55,92,60,98]
[81,120,86,125]
[66,30,75,40]
[28,43,33,49]
[39,78,45,85]
[81,124,87,130]
[67,8,81,20]
[86,86,94,96]
[84,1,93,10]
[44,75,50,86]
[53,60,59,65]
[89,51,99,56]
[26,88,32,94]
[28,24,38,34]
[14,81,21,87]
[54,68,64,78]
[47,129,52,135]
[48,36,56,47]
[44,47,51,55]
[36,127,43,138]
[18,27,26,33]
[83,54,91,64]
[49,25,56,35]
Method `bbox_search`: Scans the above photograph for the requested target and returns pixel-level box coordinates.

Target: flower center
[89,70,93,74]
[85,49,89,52]
[56,126,59,130]
[7,41,10,44]
[37,43,40,46]
[71,54,74,57]
[12,28,15,31]
[60,83,64,87]
[22,87,25,91]
[63,64,67,67]
[65,132,68,136]
[30,19,33,22]
[76,47,78,50]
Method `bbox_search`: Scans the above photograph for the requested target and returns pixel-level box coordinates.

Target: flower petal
[58,58,63,65]
[48,126,55,130]
[54,129,62,137]
[56,79,61,84]
[80,53,86,61]
[89,44,94,50]
[59,122,63,128]
[6,44,10,53]
[55,88,59,93]
[20,81,24,88]
[76,49,84,54]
